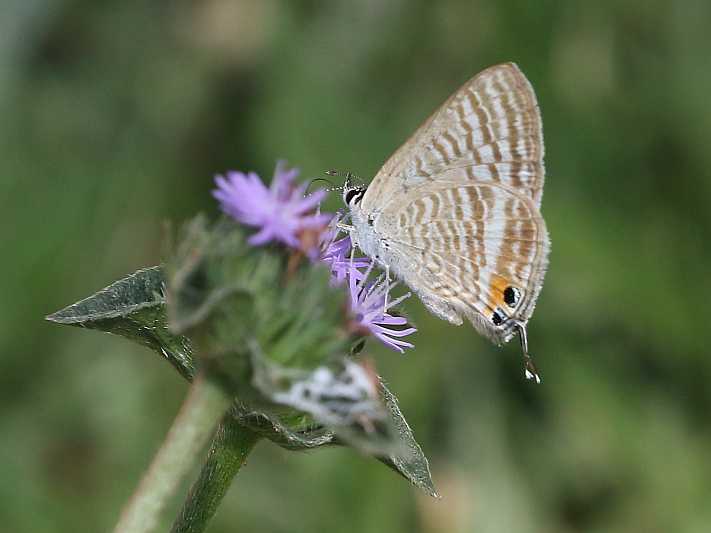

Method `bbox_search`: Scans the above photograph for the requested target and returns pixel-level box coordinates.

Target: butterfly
[339,63,550,382]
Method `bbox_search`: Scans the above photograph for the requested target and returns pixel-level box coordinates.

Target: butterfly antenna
[326,169,361,189]
[306,177,338,195]
[516,322,541,384]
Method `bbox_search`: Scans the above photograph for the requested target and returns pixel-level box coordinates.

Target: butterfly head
[343,184,366,208]
[324,169,367,208]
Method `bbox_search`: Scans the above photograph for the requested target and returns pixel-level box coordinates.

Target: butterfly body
[344,63,549,375]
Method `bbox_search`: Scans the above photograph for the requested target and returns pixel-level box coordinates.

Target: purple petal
[213,161,335,250]
[248,226,275,245]
[378,326,418,338]
[294,190,327,212]
[376,315,408,326]
[345,266,416,352]
[299,213,333,228]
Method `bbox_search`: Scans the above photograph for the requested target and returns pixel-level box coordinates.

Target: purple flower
[347,265,417,353]
[213,161,332,249]
[319,213,371,285]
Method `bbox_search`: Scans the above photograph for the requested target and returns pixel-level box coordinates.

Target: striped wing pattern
[362,63,545,212]
[361,63,549,342]
[380,182,547,342]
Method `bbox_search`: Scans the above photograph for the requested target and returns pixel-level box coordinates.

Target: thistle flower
[347,265,417,353]
[319,213,371,285]
[213,161,331,249]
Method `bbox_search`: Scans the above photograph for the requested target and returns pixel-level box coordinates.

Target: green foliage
[377,384,438,498]
[47,221,437,499]
[167,216,348,373]
[46,266,194,381]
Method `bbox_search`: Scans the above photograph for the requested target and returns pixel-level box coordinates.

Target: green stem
[170,415,260,533]
[113,373,232,533]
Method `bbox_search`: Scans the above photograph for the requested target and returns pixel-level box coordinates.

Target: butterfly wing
[359,63,548,343]
[360,62,545,214]
[375,181,548,343]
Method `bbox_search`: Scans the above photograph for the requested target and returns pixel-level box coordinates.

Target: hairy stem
[171,416,260,533]
[113,373,232,533]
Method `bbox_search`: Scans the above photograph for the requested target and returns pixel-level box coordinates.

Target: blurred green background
[2,0,711,531]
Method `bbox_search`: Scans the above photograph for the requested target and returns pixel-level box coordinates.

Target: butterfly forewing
[362,62,545,213]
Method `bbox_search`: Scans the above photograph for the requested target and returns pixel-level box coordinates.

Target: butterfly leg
[383,265,391,315]
[336,222,355,233]
[516,322,541,384]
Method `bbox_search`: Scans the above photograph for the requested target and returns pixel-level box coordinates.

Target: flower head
[347,265,417,353]
[319,213,371,285]
[213,161,332,249]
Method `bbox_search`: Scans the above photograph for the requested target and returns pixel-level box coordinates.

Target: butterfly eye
[503,286,520,307]
[344,188,364,205]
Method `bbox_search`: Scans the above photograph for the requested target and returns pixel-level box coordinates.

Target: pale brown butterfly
[339,63,549,382]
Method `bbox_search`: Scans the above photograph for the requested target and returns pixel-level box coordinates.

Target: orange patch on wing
[489,274,511,307]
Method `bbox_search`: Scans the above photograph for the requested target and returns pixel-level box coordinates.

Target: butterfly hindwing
[377,181,548,343]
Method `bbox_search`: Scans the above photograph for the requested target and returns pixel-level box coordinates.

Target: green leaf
[378,382,439,498]
[46,266,195,381]
[233,410,336,450]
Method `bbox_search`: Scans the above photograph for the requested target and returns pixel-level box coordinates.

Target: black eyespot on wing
[504,286,519,307]
[492,310,504,326]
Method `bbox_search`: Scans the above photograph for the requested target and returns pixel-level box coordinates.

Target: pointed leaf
[46,266,195,381]
[46,263,339,451]
[234,410,336,450]
[378,381,439,498]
